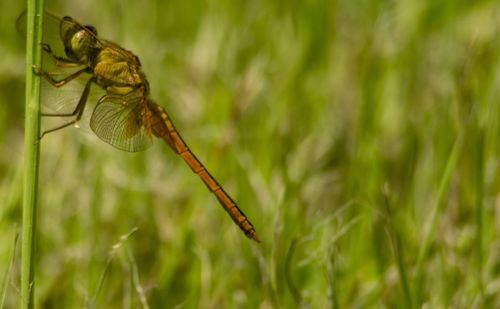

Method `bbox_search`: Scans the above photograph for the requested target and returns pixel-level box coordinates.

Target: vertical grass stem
[21,1,44,308]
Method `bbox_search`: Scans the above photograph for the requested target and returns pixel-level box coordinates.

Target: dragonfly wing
[40,75,104,134]
[17,11,62,48]
[90,92,153,152]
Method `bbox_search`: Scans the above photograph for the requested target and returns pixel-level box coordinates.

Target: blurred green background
[1,0,500,308]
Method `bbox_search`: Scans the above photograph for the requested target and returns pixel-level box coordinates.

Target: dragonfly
[17,12,260,243]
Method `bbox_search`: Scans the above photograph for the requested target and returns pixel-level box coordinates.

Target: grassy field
[1,0,499,308]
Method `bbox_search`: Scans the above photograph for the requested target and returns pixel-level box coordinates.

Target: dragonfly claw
[34,135,42,144]
[32,64,41,75]
[41,43,52,53]
[31,65,56,77]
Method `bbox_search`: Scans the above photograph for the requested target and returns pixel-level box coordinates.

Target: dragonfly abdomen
[147,102,260,242]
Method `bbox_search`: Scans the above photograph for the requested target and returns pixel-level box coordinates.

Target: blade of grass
[21,0,44,308]
[414,134,463,304]
[284,238,301,305]
[127,245,150,309]
[326,246,340,309]
[87,227,138,307]
[474,126,484,294]
[1,232,19,308]
[382,185,412,308]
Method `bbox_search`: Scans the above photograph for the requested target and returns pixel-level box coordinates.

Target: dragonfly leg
[41,43,81,68]
[34,65,88,88]
[40,78,94,138]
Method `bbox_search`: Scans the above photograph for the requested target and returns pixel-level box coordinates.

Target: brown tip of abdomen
[247,230,261,243]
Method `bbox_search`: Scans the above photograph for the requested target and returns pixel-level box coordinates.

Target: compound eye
[84,24,97,36]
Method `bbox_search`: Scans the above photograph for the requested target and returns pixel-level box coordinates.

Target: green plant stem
[414,134,463,304]
[474,127,485,294]
[382,189,412,308]
[21,1,44,308]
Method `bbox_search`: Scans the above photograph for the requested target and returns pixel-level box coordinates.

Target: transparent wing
[90,92,153,152]
[17,11,63,51]
[40,74,105,134]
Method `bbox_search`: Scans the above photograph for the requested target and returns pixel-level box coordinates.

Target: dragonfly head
[60,16,98,62]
